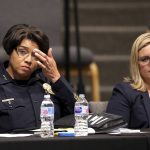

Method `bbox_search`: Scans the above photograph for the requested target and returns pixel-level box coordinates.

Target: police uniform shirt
[0,62,75,132]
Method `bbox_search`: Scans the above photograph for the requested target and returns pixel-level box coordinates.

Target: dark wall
[0,0,62,46]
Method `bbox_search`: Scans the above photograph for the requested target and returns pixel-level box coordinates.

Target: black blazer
[106,82,150,129]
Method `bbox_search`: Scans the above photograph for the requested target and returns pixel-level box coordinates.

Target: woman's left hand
[33,48,61,83]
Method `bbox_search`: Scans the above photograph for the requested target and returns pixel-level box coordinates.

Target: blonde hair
[124,33,150,91]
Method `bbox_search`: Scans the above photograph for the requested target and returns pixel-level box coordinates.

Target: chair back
[89,101,108,114]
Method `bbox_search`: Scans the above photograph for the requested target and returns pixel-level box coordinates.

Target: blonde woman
[106,33,150,129]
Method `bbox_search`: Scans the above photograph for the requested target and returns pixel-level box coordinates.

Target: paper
[88,128,96,134]
[108,128,141,135]
[0,133,33,137]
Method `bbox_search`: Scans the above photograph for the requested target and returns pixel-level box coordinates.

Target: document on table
[0,133,33,137]
[108,128,143,135]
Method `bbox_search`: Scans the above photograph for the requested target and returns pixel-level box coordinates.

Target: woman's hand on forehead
[33,48,60,83]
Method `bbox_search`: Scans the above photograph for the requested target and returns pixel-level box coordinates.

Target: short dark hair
[2,24,49,55]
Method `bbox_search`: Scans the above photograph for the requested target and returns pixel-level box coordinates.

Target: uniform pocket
[0,97,25,110]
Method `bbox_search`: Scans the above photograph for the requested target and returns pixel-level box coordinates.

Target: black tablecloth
[0,133,149,150]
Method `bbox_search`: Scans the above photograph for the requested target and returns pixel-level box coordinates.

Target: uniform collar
[0,61,12,84]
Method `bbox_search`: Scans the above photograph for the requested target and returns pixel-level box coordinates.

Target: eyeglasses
[138,56,150,65]
[15,46,37,60]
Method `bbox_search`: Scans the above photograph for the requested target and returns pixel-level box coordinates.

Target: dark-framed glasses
[15,46,37,60]
[138,56,150,65]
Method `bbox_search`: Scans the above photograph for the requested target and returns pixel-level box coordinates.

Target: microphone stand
[73,0,85,94]
[63,0,85,94]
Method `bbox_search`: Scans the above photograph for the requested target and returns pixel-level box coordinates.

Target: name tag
[2,98,14,104]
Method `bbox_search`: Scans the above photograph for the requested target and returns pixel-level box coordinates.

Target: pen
[58,132,75,137]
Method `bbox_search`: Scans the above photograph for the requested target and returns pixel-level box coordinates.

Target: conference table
[0,132,150,150]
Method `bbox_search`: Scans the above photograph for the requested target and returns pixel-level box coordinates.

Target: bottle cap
[44,94,50,99]
[79,94,85,98]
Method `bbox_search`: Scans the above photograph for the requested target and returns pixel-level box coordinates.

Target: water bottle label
[75,106,88,114]
[41,107,54,117]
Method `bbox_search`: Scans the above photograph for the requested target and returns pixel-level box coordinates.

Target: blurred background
[0,0,150,101]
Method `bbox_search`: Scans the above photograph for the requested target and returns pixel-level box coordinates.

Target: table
[0,133,149,150]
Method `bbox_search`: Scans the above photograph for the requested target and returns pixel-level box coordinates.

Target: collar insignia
[43,83,55,95]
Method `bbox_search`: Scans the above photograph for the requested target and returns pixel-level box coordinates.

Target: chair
[89,101,108,114]
[52,46,101,101]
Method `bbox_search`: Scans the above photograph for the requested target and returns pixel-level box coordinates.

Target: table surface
[0,133,150,150]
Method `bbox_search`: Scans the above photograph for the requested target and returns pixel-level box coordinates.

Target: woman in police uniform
[0,24,75,132]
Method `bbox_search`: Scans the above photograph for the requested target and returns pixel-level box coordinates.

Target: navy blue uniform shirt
[0,62,75,132]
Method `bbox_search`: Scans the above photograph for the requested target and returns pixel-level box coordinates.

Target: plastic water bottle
[74,94,89,136]
[40,94,54,138]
